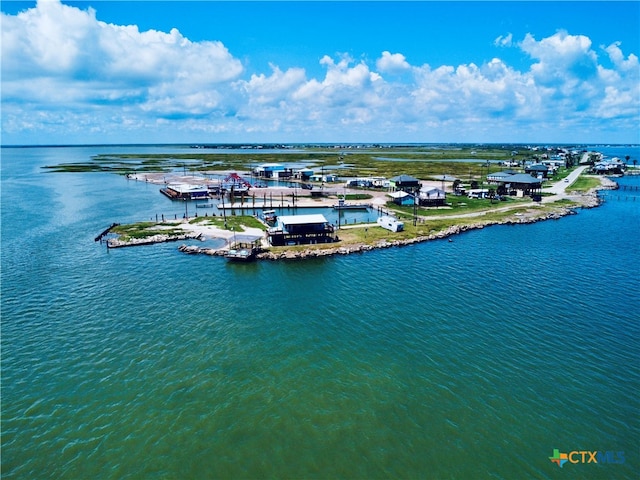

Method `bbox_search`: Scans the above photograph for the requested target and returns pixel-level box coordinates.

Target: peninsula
[81,143,627,260]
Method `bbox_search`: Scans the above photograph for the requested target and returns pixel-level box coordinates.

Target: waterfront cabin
[160,183,210,200]
[268,214,336,246]
[310,173,339,183]
[389,174,420,193]
[417,187,446,206]
[497,173,543,197]
[377,215,404,232]
[254,163,289,179]
[388,190,416,206]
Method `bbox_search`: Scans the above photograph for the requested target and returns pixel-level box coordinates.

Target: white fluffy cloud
[376,51,411,73]
[1,0,242,115]
[1,1,638,143]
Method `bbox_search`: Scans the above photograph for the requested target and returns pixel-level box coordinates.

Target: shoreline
[174,180,614,260]
[180,201,584,260]
[103,174,618,258]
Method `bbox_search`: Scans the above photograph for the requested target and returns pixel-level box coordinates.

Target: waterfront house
[524,163,549,178]
[417,187,446,206]
[592,159,626,174]
[268,214,335,246]
[388,190,416,206]
[389,174,420,193]
[487,170,518,184]
[497,173,543,197]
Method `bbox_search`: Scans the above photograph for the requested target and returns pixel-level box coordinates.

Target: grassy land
[111,216,266,242]
[43,145,532,179]
[111,222,186,241]
[381,195,533,219]
[265,198,580,254]
[334,201,574,246]
[566,175,602,192]
[343,193,373,200]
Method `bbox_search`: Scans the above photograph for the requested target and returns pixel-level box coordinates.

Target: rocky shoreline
[178,192,605,260]
[252,204,583,260]
[108,232,202,248]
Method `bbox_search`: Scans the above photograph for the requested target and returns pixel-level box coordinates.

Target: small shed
[310,173,338,183]
[296,168,314,180]
[388,190,416,206]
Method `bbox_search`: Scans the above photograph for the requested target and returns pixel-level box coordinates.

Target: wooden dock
[95,223,119,242]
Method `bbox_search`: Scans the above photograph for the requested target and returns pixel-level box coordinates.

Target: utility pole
[222,189,227,228]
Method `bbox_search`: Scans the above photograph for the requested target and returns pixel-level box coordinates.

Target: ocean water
[1,146,639,479]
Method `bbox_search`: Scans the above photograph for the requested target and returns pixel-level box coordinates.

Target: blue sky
[1,1,639,145]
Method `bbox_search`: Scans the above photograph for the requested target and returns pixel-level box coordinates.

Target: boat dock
[217,201,333,210]
[333,203,371,210]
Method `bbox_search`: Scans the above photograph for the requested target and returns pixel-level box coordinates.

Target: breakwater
[107,232,202,248]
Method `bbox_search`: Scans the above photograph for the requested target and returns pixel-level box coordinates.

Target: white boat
[262,209,277,224]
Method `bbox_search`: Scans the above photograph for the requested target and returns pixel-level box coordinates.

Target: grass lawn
[567,175,603,192]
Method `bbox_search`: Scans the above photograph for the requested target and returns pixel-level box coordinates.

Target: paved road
[542,165,588,195]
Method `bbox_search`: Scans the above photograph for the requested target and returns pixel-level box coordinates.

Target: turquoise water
[1,146,639,479]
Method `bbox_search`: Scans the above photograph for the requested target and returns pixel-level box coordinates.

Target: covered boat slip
[224,247,256,261]
[224,235,263,261]
[268,214,336,246]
